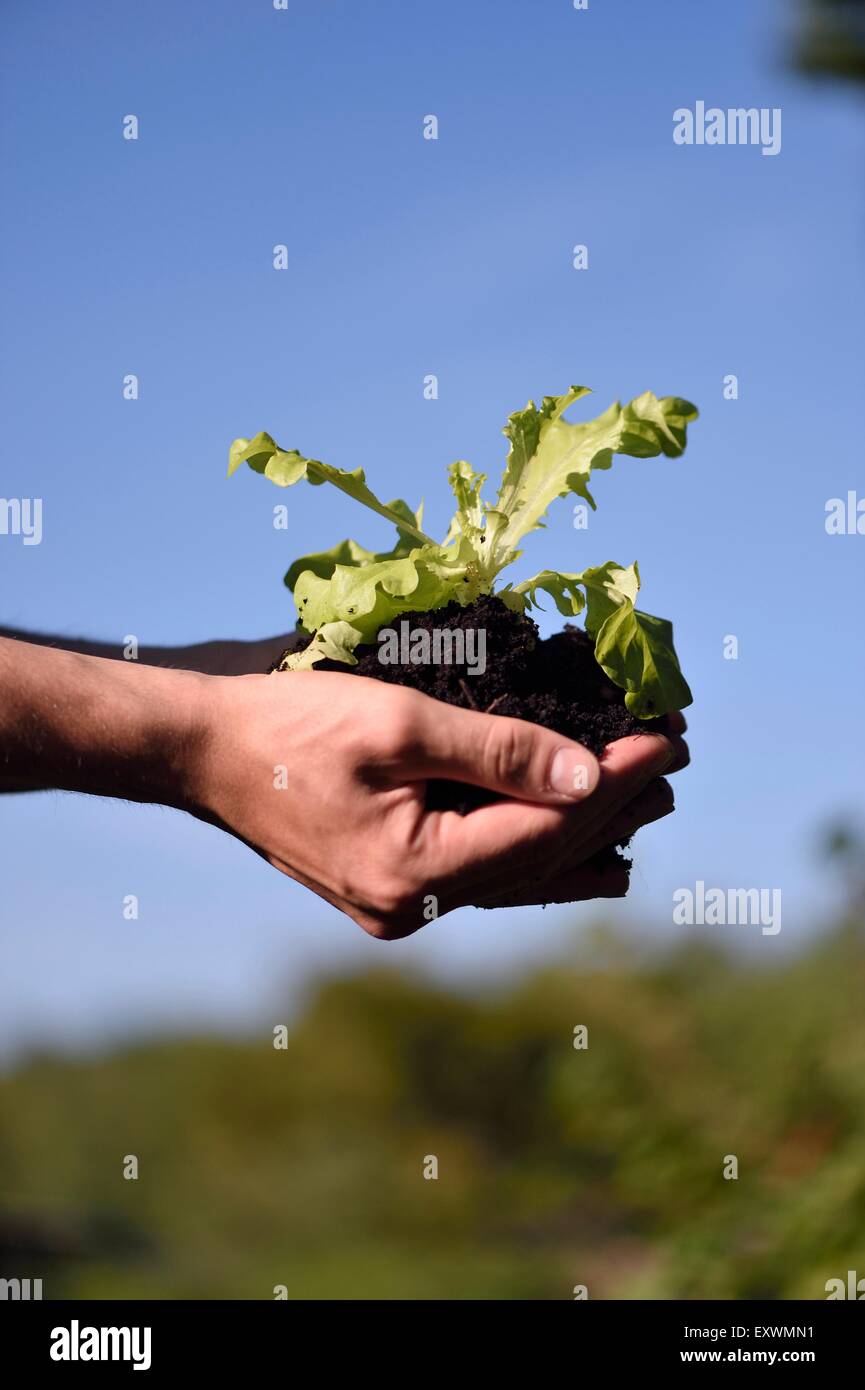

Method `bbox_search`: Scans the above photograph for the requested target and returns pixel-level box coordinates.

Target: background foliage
[3,876,864,1301]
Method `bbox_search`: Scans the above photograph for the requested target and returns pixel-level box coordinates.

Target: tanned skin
[0,629,688,938]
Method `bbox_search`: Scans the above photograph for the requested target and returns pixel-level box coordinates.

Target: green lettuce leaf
[578,561,641,632]
[505,560,690,717]
[504,570,587,617]
[229,433,432,546]
[594,604,693,719]
[284,531,417,597]
[229,384,697,716]
[486,388,697,572]
[279,621,363,671]
[443,459,488,556]
[292,543,475,642]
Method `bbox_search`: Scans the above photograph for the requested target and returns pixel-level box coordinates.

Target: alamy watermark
[50,1321,151,1370]
[825,491,864,535]
[673,880,781,936]
[1,1276,42,1299]
[673,102,781,157]
[377,621,487,676]
[0,497,42,545]
[826,1270,865,1299]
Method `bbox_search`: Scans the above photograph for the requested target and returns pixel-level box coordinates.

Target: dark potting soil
[272,596,674,896]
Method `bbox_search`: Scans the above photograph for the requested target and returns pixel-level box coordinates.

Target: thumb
[405,696,600,805]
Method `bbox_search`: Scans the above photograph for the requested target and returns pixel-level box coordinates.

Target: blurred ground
[2,897,864,1300]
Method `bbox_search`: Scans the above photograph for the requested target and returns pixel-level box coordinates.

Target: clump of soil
[272,595,674,894]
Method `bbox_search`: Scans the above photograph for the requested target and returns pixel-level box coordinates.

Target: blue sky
[1,0,863,1057]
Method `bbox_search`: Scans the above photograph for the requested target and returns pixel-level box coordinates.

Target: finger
[400,694,602,805]
[452,777,674,908]
[541,733,678,863]
[655,710,687,736]
[421,731,676,892]
[520,731,684,881]
[570,776,675,865]
[664,732,690,773]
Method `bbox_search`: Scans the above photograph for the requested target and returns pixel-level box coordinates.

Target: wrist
[133,663,216,813]
[65,656,212,811]
[166,668,223,817]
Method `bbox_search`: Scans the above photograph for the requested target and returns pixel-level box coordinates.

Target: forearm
[0,626,296,676]
[0,636,207,805]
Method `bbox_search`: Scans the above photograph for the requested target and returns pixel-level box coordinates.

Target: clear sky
[1,0,863,1058]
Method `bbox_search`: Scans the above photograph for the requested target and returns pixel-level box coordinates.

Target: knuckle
[376,711,416,759]
[367,866,425,922]
[483,718,534,788]
[366,696,424,764]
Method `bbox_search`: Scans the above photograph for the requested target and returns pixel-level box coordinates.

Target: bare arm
[0,635,686,936]
[0,625,298,676]
[0,637,206,802]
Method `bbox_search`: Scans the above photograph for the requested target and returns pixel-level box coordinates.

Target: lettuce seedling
[228,385,697,717]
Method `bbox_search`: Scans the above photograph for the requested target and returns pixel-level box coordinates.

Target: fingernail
[549,748,597,799]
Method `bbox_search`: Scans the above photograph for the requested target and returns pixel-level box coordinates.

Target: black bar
[1,1298,860,1374]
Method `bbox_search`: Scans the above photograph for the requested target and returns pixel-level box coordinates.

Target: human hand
[192,671,688,938]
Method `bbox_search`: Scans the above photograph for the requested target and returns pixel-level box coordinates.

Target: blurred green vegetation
[794,0,865,84]
[2,895,865,1300]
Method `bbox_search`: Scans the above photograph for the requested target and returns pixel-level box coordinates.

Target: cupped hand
[192,671,688,939]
